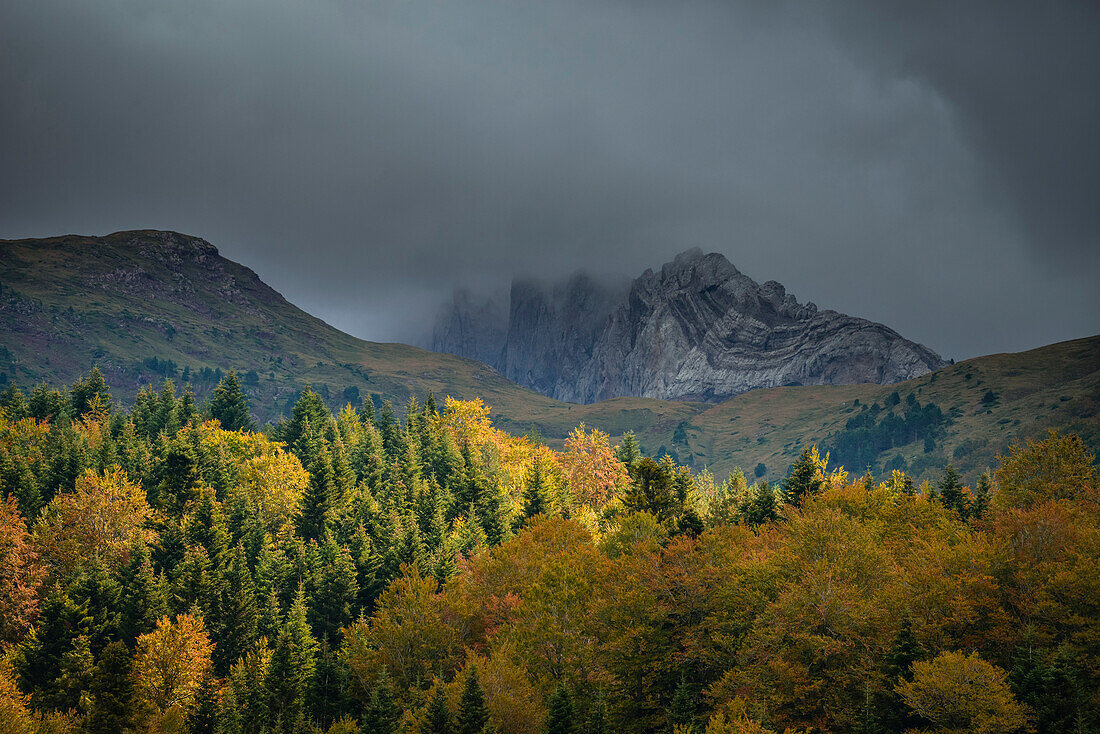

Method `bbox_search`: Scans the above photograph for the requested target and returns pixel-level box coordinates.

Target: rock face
[431,249,946,403]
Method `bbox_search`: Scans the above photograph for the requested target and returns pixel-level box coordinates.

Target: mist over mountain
[433,249,946,403]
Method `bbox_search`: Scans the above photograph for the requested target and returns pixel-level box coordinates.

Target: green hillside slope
[0,230,698,434]
[661,336,1100,484]
[2,229,1096,484]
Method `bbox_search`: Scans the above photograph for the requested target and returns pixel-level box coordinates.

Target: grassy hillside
[2,230,1096,484]
[0,230,696,434]
[660,336,1100,484]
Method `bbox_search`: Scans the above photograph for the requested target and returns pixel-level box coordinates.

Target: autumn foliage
[0,372,1097,733]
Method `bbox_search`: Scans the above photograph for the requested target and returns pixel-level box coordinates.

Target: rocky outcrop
[432,248,946,403]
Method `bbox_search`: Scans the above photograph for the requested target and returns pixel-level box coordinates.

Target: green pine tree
[362,671,401,734]
[937,464,968,516]
[666,677,695,730]
[70,366,113,417]
[971,471,992,520]
[781,447,822,507]
[516,457,550,529]
[207,369,255,432]
[546,683,576,734]
[213,543,259,674]
[120,544,168,645]
[615,431,641,469]
[422,686,453,734]
[186,672,220,734]
[298,431,337,541]
[264,587,318,733]
[0,383,29,420]
[455,667,491,734]
[85,640,134,734]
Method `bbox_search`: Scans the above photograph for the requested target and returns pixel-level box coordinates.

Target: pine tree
[423,686,453,734]
[120,544,168,645]
[284,387,330,453]
[213,544,259,674]
[86,641,134,734]
[455,667,491,734]
[880,617,924,733]
[376,400,405,460]
[159,379,181,436]
[622,458,678,524]
[310,638,350,729]
[477,478,510,548]
[264,587,317,733]
[741,481,777,526]
[70,366,113,417]
[186,672,220,734]
[306,533,358,645]
[178,384,198,426]
[666,677,695,730]
[186,488,230,566]
[298,431,337,542]
[157,439,202,516]
[971,471,992,520]
[171,546,216,618]
[937,464,968,516]
[586,691,608,734]
[67,560,122,656]
[546,683,576,734]
[516,458,550,529]
[781,447,822,507]
[207,369,255,432]
[362,671,401,734]
[0,383,29,420]
[615,431,641,470]
[53,633,95,712]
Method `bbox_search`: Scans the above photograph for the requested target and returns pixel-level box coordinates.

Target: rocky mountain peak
[432,250,946,404]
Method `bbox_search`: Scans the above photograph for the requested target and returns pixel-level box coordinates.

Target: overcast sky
[2,0,1097,360]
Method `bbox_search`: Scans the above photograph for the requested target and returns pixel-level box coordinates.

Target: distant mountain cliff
[432,248,947,403]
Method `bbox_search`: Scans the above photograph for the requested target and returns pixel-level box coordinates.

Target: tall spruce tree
[85,640,134,734]
[546,683,576,734]
[937,464,968,516]
[516,457,550,529]
[616,431,641,470]
[265,587,317,733]
[70,366,113,417]
[423,686,454,734]
[213,543,259,674]
[120,544,168,645]
[782,447,822,507]
[362,671,401,734]
[207,369,254,432]
[455,667,491,734]
[971,471,992,520]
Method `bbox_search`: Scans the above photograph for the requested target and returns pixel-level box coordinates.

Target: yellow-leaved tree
[234,447,310,536]
[133,614,214,730]
[995,430,1098,509]
[560,425,630,507]
[896,651,1029,734]
[33,466,153,577]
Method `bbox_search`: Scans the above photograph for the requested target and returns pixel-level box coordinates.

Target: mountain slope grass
[2,230,1096,484]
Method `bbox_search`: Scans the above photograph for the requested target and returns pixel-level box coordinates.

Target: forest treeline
[0,368,1097,734]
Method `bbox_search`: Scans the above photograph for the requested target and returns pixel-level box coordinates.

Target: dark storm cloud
[1,0,1097,360]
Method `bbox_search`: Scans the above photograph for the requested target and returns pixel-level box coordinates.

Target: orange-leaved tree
[0,495,46,644]
[560,425,630,507]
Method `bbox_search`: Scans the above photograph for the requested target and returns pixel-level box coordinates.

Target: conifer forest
[0,368,1097,733]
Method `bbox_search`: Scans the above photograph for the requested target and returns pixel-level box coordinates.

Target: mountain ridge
[432,248,946,403]
[1,229,1096,484]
